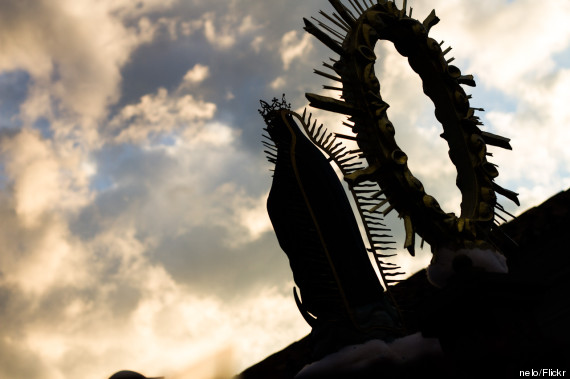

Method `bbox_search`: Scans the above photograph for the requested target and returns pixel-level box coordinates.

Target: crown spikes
[379,266,403,272]
[375,253,397,258]
[403,215,415,256]
[343,164,365,172]
[324,136,339,151]
[344,165,379,186]
[323,85,344,91]
[372,240,396,246]
[335,133,358,141]
[262,141,277,151]
[328,0,357,27]
[423,9,440,34]
[372,247,397,252]
[370,225,391,232]
[366,220,388,227]
[331,12,352,31]
[319,130,333,145]
[495,203,516,219]
[330,143,345,155]
[354,187,379,193]
[334,150,350,160]
[319,10,350,33]
[314,123,324,138]
[458,74,476,87]
[303,18,344,56]
[338,154,359,164]
[494,211,508,223]
[369,198,390,213]
[313,69,343,82]
[315,128,329,144]
[348,0,366,14]
[382,204,395,216]
[383,271,406,277]
[306,93,363,116]
[311,16,345,41]
[493,183,520,206]
[371,233,393,239]
[322,61,337,71]
[481,131,512,150]
[371,189,384,198]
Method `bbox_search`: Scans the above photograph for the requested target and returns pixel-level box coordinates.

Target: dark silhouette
[261,97,403,360]
[239,189,570,378]
[244,0,569,377]
[108,370,163,379]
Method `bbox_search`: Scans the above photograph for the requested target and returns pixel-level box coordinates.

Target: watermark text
[520,369,566,377]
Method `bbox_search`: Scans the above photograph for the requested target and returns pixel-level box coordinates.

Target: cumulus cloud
[280,30,313,70]
[0,207,90,294]
[0,1,305,377]
[0,129,93,226]
[431,0,570,92]
[0,126,299,378]
[200,9,264,51]
[182,64,211,85]
[0,0,160,125]
[108,87,217,144]
[250,35,265,53]
[426,0,570,213]
[0,208,304,378]
[203,12,237,49]
[270,76,286,90]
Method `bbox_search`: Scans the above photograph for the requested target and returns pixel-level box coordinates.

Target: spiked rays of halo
[300,0,519,255]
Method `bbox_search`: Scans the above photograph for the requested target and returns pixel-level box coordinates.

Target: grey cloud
[0,71,29,130]
[0,338,47,379]
[150,227,292,300]
[72,139,289,296]
[0,285,51,379]
[110,0,335,153]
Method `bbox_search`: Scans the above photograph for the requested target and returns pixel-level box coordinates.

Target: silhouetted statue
[260,97,403,359]
[259,0,521,371]
[108,370,163,379]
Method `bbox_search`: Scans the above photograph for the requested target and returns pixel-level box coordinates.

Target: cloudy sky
[0,0,569,378]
